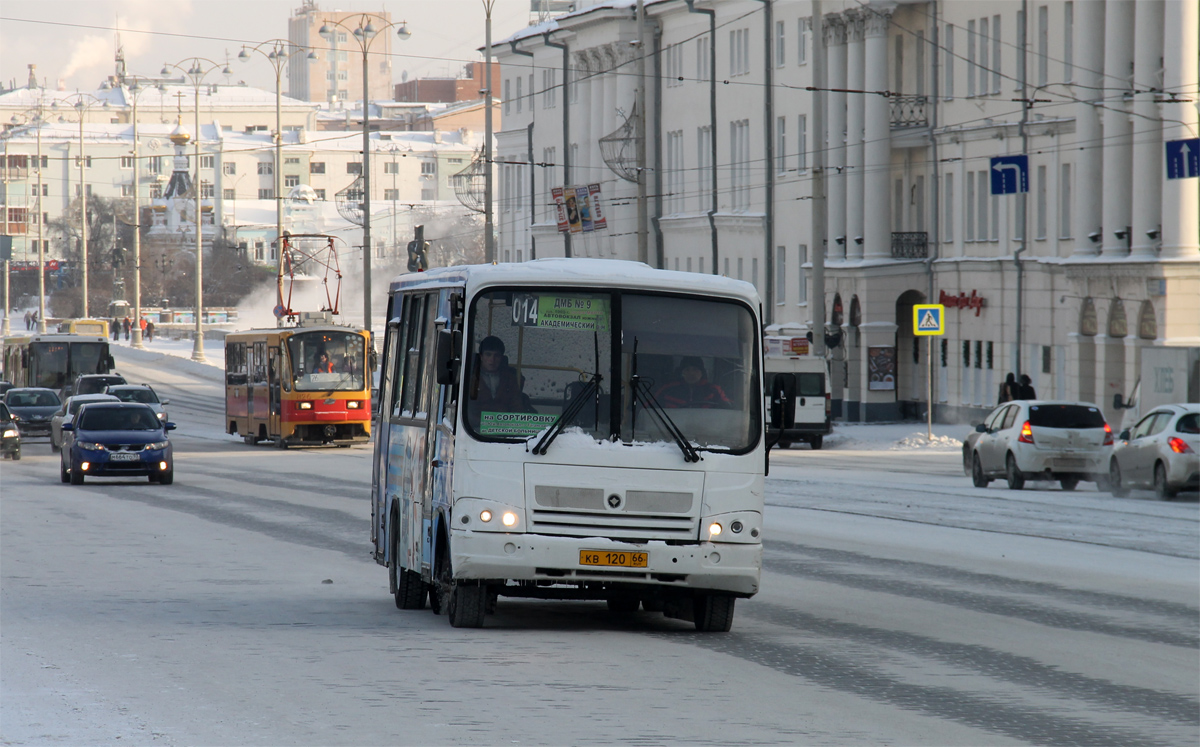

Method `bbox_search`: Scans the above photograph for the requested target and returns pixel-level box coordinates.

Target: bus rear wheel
[693,594,735,632]
[391,525,427,610]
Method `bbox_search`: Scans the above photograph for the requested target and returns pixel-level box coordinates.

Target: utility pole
[635,0,649,265]
[811,1,827,357]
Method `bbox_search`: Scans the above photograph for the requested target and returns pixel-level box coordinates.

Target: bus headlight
[298,401,313,410]
[502,512,518,527]
[708,522,723,537]
[479,510,493,523]
[702,511,762,544]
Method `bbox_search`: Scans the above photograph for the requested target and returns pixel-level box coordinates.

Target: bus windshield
[465,289,760,453]
[286,330,366,392]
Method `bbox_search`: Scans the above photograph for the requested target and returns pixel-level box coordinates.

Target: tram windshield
[286,330,367,392]
[465,289,760,453]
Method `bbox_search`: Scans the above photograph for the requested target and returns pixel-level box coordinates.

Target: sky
[1,1,536,96]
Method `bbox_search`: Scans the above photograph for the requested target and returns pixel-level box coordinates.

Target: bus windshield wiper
[530,373,602,456]
[630,377,702,463]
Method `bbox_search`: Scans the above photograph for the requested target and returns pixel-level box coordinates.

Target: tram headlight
[298,401,313,410]
[502,512,518,527]
[479,510,493,523]
[346,400,362,409]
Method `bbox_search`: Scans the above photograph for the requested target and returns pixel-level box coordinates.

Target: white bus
[372,259,765,630]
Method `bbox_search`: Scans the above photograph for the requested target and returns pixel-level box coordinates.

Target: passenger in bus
[656,357,731,409]
[314,351,336,374]
[470,336,532,414]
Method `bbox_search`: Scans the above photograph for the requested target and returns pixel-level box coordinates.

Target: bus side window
[391,296,414,419]
[400,295,429,417]
[381,322,400,420]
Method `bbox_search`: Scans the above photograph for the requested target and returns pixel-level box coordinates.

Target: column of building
[845,9,866,261]
[862,6,892,261]
[1160,0,1200,260]
[1072,0,1105,256]
[825,15,847,260]
[1129,0,1164,260]
[1099,0,1135,259]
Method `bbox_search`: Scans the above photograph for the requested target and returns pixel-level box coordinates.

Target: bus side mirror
[1112,393,1125,410]
[770,373,797,430]
[435,329,457,385]
[106,355,115,370]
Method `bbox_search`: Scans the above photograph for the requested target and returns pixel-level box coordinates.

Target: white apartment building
[495,0,1199,423]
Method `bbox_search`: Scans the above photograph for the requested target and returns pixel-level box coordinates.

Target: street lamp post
[126,80,161,349]
[319,15,411,335]
[238,40,320,277]
[64,93,110,319]
[482,0,495,263]
[162,58,231,363]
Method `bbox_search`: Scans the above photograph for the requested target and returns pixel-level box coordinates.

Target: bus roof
[387,258,762,306]
[4,333,108,345]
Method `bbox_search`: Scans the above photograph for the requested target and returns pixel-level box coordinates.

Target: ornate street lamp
[318,14,412,335]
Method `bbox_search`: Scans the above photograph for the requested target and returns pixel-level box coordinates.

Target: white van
[765,336,832,449]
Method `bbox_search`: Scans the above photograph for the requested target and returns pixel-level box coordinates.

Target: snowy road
[1,346,1197,745]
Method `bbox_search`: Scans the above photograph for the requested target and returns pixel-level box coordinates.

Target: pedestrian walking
[139,316,147,339]
[123,317,131,340]
[24,311,31,330]
[145,321,155,342]
[997,372,1018,404]
[112,317,121,341]
[1017,374,1036,400]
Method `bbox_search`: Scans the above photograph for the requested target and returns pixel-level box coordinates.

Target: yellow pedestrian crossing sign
[913,304,945,336]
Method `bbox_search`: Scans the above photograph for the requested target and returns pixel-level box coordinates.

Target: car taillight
[1168,437,1193,454]
[1018,421,1035,444]
[825,392,831,416]
[1103,423,1114,446]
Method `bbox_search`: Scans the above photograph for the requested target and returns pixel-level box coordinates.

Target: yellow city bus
[56,318,110,338]
[224,324,372,448]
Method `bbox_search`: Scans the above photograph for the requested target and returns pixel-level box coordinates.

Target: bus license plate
[579,550,648,568]
[110,452,139,462]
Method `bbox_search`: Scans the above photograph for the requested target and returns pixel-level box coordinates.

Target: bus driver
[470,336,531,414]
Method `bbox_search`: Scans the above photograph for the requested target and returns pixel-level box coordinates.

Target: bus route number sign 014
[511,294,610,332]
[913,304,945,336]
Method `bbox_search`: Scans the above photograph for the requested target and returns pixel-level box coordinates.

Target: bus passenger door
[426,290,461,576]
[373,309,401,561]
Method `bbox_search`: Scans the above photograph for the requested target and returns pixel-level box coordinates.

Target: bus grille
[528,508,698,541]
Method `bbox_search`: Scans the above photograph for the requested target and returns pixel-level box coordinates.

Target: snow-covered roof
[499,0,671,47]
[389,258,763,307]
[0,82,317,112]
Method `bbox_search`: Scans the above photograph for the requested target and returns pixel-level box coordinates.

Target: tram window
[252,342,268,384]
[285,331,367,391]
[226,342,248,385]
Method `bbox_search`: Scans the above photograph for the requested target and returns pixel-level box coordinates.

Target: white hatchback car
[1108,404,1199,500]
[966,400,1113,491]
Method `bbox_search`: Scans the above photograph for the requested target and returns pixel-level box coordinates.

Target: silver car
[964,400,1113,491]
[1109,404,1200,500]
[51,394,120,451]
[104,384,169,422]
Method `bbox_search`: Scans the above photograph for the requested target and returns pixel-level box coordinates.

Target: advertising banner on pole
[575,186,594,232]
[565,188,583,233]
[551,187,570,233]
[588,184,607,230]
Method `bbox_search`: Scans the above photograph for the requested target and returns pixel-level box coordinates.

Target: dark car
[69,373,128,398]
[60,402,176,485]
[1,402,21,460]
[3,387,63,439]
[0,380,14,397]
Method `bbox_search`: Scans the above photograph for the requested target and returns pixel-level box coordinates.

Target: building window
[310,161,325,174]
[797,244,808,304]
[775,21,785,68]
[1064,2,1074,82]
[1036,164,1048,239]
[916,31,926,97]
[200,155,215,169]
[383,161,397,174]
[991,15,1002,93]
[516,76,522,113]
[696,125,713,211]
[543,68,557,107]
[347,162,361,175]
[797,114,807,172]
[223,188,236,200]
[943,172,955,242]
[420,161,435,175]
[776,116,787,175]
[285,156,300,165]
[200,181,214,198]
[384,188,399,201]
[978,170,990,242]
[797,18,808,65]
[258,188,274,200]
[978,17,988,96]
[284,174,300,187]
[257,162,273,175]
[150,185,163,199]
[121,184,134,196]
[149,156,162,175]
[966,172,976,242]
[665,43,683,87]
[665,130,684,213]
[975,340,983,369]
[696,35,711,81]
[1038,5,1049,87]
[775,246,786,304]
[729,28,750,76]
[895,34,904,94]
[967,20,976,97]
[223,162,236,175]
[314,189,326,200]
[1016,9,1027,85]
[1059,164,1072,238]
[120,156,134,169]
[504,79,511,115]
[944,25,955,99]
[1042,346,1052,375]
[730,119,751,210]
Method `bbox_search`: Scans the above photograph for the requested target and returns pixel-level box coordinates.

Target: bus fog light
[708,522,722,537]
[730,521,744,533]
[479,510,492,523]
[502,512,518,527]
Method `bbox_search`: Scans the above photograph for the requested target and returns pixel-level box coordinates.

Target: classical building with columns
[494,0,1199,423]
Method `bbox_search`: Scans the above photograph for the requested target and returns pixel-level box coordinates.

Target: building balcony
[891,232,928,259]
[889,95,929,129]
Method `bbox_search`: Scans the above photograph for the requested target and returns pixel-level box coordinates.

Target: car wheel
[972,454,991,488]
[1005,453,1025,490]
[275,436,289,449]
[1059,477,1079,491]
[693,594,736,632]
[810,435,823,450]
[1153,462,1177,501]
[159,469,174,485]
[69,460,84,485]
[11,447,20,461]
[60,458,70,483]
[243,435,257,446]
[1109,460,1129,497]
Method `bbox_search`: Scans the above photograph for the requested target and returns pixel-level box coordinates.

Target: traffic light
[406,225,428,272]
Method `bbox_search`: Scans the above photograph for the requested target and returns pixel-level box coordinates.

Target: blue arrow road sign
[1166,138,1200,180]
[990,155,1029,195]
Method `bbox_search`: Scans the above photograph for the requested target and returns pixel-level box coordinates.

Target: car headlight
[76,441,107,451]
[146,440,169,450]
[2,429,17,438]
[157,412,167,420]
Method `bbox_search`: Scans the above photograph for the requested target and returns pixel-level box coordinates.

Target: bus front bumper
[451,530,762,596]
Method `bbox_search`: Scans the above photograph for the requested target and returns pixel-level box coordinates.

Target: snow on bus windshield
[465,289,759,452]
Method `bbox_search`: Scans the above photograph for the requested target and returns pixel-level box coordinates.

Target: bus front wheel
[693,594,735,632]
[435,545,485,628]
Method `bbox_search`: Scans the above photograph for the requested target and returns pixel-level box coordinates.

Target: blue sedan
[61,402,176,485]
